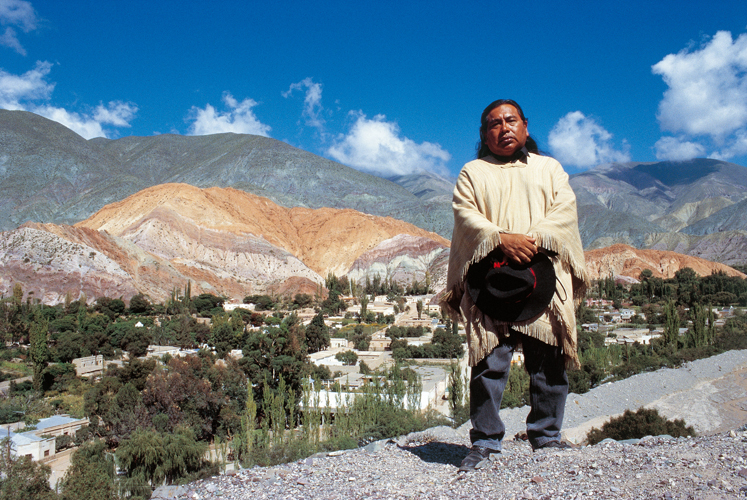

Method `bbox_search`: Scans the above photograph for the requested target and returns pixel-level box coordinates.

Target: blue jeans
[469,333,568,451]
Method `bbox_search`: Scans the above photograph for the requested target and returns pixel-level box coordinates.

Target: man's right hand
[499,233,538,265]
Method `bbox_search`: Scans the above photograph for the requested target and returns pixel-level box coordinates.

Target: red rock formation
[0,184,450,304]
[584,243,744,281]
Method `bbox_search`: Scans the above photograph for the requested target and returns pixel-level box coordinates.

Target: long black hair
[476,99,539,159]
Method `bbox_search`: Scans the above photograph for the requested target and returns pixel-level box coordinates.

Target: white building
[0,415,88,461]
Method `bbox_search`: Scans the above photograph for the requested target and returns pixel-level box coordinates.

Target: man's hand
[499,233,537,264]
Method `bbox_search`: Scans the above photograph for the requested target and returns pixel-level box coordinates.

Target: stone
[151,485,189,499]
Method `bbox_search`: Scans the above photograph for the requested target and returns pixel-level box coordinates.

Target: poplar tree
[664,300,679,347]
[29,314,49,391]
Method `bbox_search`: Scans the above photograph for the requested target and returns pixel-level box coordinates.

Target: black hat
[466,248,556,322]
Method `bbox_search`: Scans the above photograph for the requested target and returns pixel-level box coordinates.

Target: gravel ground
[502,349,747,441]
[153,350,747,500]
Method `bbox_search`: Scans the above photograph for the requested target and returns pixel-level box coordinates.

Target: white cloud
[0,27,23,54]
[283,77,324,129]
[708,130,747,161]
[32,102,138,139]
[653,31,747,141]
[0,60,53,108]
[35,105,108,139]
[0,61,137,139]
[327,111,451,177]
[94,101,138,127]
[548,111,630,168]
[0,0,37,55]
[654,136,707,161]
[187,92,271,137]
[650,30,747,161]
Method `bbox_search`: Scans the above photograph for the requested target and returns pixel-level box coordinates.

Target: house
[305,365,449,413]
[368,336,391,351]
[330,338,348,349]
[619,309,636,322]
[72,355,109,377]
[1,415,89,461]
[599,312,622,324]
[607,328,662,346]
[0,428,54,461]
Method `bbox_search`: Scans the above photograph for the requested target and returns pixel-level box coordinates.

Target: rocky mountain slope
[570,159,747,263]
[0,178,739,306]
[0,184,450,304]
[5,109,747,276]
[0,109,453,238]
[584,243,744,281]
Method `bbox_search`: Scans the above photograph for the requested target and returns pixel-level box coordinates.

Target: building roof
[0,428,43,445]
[35,415,81,431]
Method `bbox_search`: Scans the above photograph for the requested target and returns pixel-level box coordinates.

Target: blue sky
[2,1,747,177]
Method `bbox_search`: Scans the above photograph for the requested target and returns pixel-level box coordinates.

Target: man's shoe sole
[458,457,488,472]
[458,450,498,472]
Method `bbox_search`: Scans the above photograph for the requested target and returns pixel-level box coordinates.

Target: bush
[586,407,695,445]
[335,350,358,366]
[55,433,73,451]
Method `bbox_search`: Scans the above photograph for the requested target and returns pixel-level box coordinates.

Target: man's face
[485,104,529,157]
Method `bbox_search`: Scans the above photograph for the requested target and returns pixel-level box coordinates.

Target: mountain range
[5,109,747,265]
[0,183,741,306]
[2,110,747,304]
[570,159,747,263]
[0,184,450,304]
[0,109,453,238]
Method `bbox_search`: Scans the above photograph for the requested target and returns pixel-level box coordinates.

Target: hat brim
[466,250,556,322]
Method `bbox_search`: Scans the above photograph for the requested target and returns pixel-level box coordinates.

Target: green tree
[29,314,49,391]
[293,293,313,308]
[160,428,211,485]
[128,294,152,315]
[305,312,330,354]
[687,302,707,348]
[664,299,679,347]
[359,294,369,323]
[448,362,469,426]
[239,314,308,421]
[501,362,530,408]
[431,327,464,358]
[0,438,58,500]
[61,440,117,500]
[416,300,423,320]
[351,325,371,351]
[192,293,225,317]
[210,322,236,359]
[335,350,358,366]
[116,429,165,493]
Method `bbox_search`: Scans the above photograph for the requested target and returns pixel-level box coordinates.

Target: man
[441,99,589,472]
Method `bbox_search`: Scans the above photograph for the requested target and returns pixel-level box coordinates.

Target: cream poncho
[441,152,589,369]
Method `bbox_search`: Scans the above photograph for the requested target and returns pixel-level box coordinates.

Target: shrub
[335,350,358,366]
[55,433,73,451]
[586,407,695,445]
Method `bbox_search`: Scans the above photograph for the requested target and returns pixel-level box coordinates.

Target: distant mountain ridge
[569,159,747,264]
[0,109,454,238]
[0,183,736,306]
[4,110,747,265]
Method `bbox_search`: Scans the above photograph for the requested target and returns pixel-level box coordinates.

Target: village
[2,281,742,490]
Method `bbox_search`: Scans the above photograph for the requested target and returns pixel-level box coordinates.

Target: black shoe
[458,445,498,472]
[532,440,574,452]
